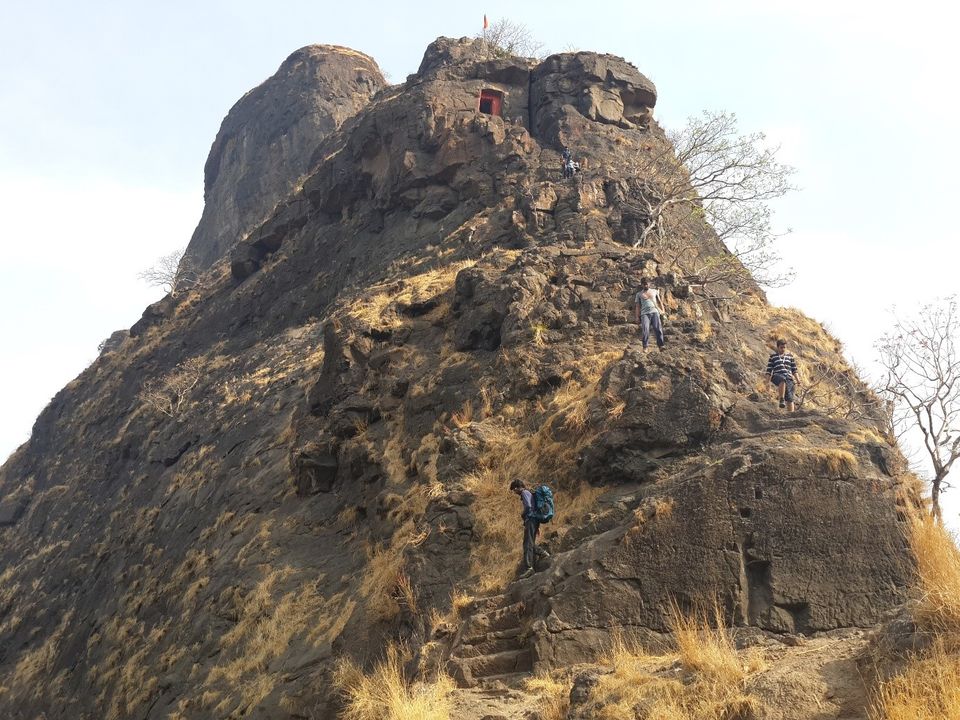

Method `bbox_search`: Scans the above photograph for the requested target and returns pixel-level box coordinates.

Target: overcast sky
[2,1,958,519]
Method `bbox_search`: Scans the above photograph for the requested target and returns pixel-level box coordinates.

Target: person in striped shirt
[766,339,800,411]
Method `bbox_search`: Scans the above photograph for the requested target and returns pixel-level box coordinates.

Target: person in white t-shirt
[634,277,666,351]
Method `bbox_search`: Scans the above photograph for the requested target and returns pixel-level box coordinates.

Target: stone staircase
[447,592,533,688]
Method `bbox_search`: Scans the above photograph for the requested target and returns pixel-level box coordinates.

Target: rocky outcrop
[531,52,657,143]
[186,44,385,271]
[0,37,912,720]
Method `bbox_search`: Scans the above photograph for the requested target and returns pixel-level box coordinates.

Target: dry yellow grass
[451,399,474,429]
[776,445,858,478]
[908,515,960,637]
[669,601,759,684]
[394,571,417,614]
[871,641,960,720]
[346,260,476,329]
[525,674,571,720]
[584,605,761,720]
[360,539,406,621]
[336,643,454,720]
[867,517,960,718]
[450,591,474,618]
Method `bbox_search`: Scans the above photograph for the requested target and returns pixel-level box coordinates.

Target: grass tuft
[871,640,960,719]
[909,515,960,637]
[335,643,454,720]
[583,604,761,720]
[525,674,571,720]
[868,516,960,718]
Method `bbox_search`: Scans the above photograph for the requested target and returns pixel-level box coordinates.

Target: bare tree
[624,111,796,289]
[480,18,544,59]
[138,247,199,295]
[795,359,885,422]
[139,357,205,418]
[876,296,960,521]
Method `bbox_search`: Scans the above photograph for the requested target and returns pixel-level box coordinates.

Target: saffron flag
[483,14,489,29]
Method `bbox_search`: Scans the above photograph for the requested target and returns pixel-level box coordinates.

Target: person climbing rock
[634,277,666,351]
[510,478,549,579]
[766,338,800,411]
[561,147,578,179]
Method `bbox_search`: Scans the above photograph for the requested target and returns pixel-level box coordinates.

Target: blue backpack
[533,484,555,523]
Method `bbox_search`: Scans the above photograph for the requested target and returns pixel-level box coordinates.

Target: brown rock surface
[0,37,912,719]
[186,44,385,271]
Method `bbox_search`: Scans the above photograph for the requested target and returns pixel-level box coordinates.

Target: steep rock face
[186,44,385,271]
[0,37,912,719]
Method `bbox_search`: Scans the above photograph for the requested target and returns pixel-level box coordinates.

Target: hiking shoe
[539,550,551,559]
[779,401,786,408]
[519,567,535,579]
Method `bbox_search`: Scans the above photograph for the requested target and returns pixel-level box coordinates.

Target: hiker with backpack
[509,479,553,579]
[766,338,801,411]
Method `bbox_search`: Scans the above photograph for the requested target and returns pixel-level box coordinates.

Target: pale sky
[2,1,958,519]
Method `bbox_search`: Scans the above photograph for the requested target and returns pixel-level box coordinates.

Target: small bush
[139,357,205,417]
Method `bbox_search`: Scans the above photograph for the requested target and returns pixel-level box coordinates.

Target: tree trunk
[932,476,943,523]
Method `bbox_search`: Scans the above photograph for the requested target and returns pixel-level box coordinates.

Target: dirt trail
[448,686,538,720]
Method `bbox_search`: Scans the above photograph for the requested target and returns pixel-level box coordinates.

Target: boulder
[291,439,339,495]
[531,52,657,143]
[129,294,176,337]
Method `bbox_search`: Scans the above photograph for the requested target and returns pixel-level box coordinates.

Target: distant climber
[561,147,579,179]
[766,339,800,411]
[634,277,666,351]
[509,478,551,579]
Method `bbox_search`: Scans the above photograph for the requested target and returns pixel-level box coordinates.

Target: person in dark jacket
[509,478,549,578]
[766,338,801,411]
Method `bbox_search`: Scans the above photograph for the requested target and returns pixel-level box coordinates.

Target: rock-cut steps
[447,593,533,688]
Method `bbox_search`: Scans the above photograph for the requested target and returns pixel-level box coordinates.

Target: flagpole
[482,14,488,58]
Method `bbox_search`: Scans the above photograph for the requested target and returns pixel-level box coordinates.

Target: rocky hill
[0,37,914,719]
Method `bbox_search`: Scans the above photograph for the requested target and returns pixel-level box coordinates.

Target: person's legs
[784,378,796,412]
[522,518,537,571]
[533,521,548,558]
[772,376,786,407]
[641,313,651,350]
[650,312,665,349]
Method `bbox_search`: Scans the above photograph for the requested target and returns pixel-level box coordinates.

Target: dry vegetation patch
[346,260,476,330]
[908,515,960,637]
[336,643,454,720]
[524,673,572,720]
[581,604,763,720]
[869,517,960,718]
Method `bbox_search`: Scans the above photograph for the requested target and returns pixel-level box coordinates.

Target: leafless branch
[479,18,545,59]
[876,296,960,521]
[795,360,886,423]
[623,111,796,289]
[138,247,200,296]
[139,357,205,418]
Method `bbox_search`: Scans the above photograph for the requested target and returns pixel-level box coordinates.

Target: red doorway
[478,89,503,116]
